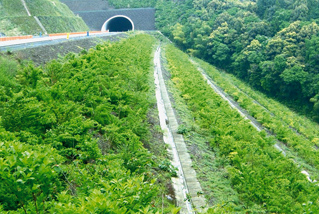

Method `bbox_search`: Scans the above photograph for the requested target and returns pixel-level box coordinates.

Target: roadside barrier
[0,31,104,42]
[0,35,33,42]
[48,31,103,37]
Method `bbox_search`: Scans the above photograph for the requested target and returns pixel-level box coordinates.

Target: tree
[280,65,309,99]
[172,23,186,49]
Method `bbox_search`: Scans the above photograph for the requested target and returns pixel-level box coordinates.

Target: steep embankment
[164,43,318,213]
[0,0,88,36]
[0,34,181,213]
[106,0,318,121]
[155,0,319,121]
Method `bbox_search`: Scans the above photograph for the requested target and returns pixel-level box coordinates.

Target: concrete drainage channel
[189,59,314,183]
[154,46,207,213]
[20,0,48,34]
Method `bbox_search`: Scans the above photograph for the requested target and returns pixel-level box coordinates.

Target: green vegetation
[0,34,176,213]
[0,0,27,16]
[0,17,43,35]
[193,58,319,176]
[97,0,319,121]
[0,0,88,36]
[0,55,19,88]
[161,49,242,209]
[165,43,318,213]
[155,0,319,121]
[107,0,157,9]
[26,0,74,16]
[38,16,88,33]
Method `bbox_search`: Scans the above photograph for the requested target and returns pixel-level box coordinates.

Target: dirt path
[154,46,207,213]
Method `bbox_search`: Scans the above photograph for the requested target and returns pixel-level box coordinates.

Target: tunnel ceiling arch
[101,15,134,32]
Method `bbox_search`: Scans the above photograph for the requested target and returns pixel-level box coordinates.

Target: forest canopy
[108,0,319,121]
[156,0,319,121]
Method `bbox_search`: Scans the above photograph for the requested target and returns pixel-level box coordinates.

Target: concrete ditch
[20,0,48,34]
[190,59,315,183]
[154,46,207,213]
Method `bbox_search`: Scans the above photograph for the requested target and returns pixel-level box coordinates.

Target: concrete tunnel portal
[101,15,134,32]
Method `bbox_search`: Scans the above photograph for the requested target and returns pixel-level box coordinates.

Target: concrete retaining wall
[61,0,156,31]
[75,8,155,31]
[61,0,112,11]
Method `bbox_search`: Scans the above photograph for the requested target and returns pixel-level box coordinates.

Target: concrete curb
[154,46,207,213]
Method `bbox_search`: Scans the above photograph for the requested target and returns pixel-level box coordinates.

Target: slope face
[61,0,112,11]
[155,0,319,121]
[164,43,318,213]
[0,34,180,213]
[0,0,88,36]
[25,0,75,16]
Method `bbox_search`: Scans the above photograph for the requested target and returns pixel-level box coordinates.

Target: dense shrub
[0,34,174,213]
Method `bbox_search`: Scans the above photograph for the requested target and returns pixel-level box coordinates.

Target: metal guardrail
[0,31,119,52]
[0,31,104,42]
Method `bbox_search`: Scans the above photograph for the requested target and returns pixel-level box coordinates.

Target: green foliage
[0,0,88,35]
[281,65,308,84]
[193,57,319,172]
[154,0,319,121]
[25,0,74,16]
[0,0,27,17]
[177,124,189,135]
[5,16,43,35]
[165,44,319,213]
[38,16,89,33]
[107,0,157,9]
[158,160,177,177]
[0,141,64,212]
[0,55,19,89]
[46,157,160,213]
[0,34,175,212]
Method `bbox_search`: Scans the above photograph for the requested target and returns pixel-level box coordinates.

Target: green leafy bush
[194,57,319,172]
[165,44,319,213]
[0,141,64,212]
[0,34,175,213]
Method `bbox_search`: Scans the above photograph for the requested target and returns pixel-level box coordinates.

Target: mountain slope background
[0,0,319,211]
[106,0,319,121]
[0,0,88,36]
[0,30,318,214]
[1,0,318,121]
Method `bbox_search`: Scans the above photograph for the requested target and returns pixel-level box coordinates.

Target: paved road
[0,32,119,52]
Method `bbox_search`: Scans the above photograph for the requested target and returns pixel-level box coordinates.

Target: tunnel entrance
[101,15,134,32]
[107,17,132,32]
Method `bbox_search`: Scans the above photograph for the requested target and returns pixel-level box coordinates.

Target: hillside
[0,0,318,213]
[0,0,318,120]
[156,0,319,121]
[155,0,319,121]
[103,0,319,121]
[164,42,318,213]
[0,31,318,213]
[0,0,88,36]
[0,34,180,213]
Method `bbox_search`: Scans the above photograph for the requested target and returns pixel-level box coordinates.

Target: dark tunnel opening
[106,17,133,32]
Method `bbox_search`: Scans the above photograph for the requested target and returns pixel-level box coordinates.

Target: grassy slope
[193,58,319,178]
[0,33,177,213]
[0,0,88,36]
[164,43,318,213]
